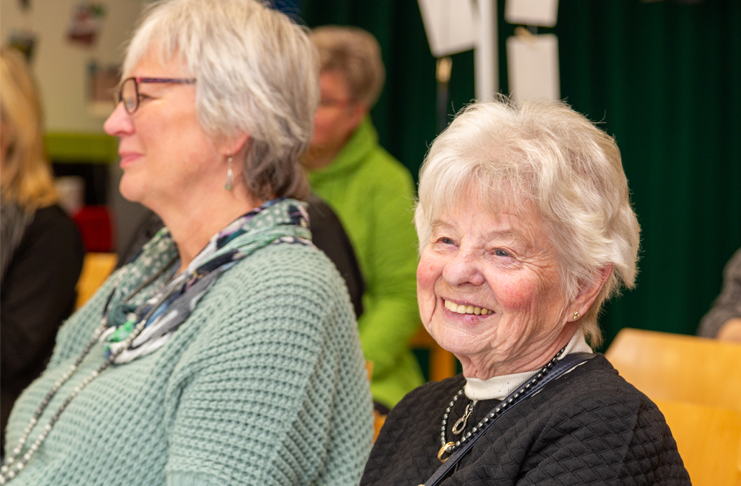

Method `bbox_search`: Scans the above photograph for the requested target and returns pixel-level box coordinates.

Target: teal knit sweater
[4,207,373,485]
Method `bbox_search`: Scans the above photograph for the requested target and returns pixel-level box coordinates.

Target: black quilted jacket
[361,354,690,485]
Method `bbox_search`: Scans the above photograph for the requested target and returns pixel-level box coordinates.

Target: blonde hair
[124,0,319,200]
[310,26,385,108]
[0,46,56,211]
[415,97,641,347]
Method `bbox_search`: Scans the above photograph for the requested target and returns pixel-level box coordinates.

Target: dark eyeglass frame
[114,76,196,114]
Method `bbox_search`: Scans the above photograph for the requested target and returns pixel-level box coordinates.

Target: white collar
[463,330,592,401]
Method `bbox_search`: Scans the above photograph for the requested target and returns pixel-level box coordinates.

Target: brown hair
[310,26,385,108]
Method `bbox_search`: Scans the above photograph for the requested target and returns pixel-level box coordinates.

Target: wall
[0,0,146,133]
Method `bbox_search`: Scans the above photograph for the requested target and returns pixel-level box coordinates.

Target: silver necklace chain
[437,346,566,463]
[0,259,179,484]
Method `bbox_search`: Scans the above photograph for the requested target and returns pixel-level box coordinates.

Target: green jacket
[307,117,424,407]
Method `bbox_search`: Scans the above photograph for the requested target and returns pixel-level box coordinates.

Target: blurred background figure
[303,26,423,412]
[1,1,371,484]
[0,46,85,454]
[698,247,741,341]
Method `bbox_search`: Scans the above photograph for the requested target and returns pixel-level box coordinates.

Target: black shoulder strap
[422,352,596,486]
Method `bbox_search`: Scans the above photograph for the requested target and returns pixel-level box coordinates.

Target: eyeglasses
[113,77,196,114]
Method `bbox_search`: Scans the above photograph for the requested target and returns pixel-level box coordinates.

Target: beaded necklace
[0,257,179,484]
[0,199,311,483]
[437,346,566,463]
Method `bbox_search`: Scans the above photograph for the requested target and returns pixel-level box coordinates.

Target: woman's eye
[440,237,455,245]
[494,249,510,257]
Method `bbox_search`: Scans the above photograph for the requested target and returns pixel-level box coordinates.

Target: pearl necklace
[0,259,178,484]
[437,346,566,463]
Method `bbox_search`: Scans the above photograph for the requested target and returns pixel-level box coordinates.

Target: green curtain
[299,0,741,350]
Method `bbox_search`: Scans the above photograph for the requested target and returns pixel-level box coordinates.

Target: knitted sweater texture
[362,355,690,485]
[5,206,373,485]
[307,117,423,407]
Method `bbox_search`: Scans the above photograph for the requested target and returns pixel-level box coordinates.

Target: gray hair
[310,26,385,108]
[123,0,319,200]
[414,97,641,346]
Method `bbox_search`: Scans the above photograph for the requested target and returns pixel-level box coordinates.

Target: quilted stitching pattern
[360,355,690,485]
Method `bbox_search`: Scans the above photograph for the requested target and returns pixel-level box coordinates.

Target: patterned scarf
[100,198,311,364]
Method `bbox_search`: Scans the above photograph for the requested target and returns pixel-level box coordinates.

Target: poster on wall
[7,30,37,62]
[66,3,106,47]
[87,60,119,118]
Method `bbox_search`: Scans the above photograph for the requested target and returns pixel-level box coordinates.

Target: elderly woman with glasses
[361,98,690,485]
[1,1,372,484]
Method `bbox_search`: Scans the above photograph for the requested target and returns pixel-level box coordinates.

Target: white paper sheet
[505,0,559,27]
[418,0,477,57]
[506,33,560,102]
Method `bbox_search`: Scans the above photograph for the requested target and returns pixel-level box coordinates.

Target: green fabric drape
[299,0,741,350]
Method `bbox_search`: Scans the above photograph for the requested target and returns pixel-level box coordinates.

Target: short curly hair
[415,97,641,347]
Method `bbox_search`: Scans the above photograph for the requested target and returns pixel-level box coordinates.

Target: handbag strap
[422,352,596,486]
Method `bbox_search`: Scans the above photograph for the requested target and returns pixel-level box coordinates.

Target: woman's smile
[442,298,494,316]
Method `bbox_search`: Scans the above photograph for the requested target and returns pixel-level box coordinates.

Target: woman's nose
[442,250,486,287]
[103,102,134,137]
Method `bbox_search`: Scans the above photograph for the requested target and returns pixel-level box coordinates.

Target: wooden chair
[409,327,458,382]
[605,328,741,412]
[654,399,741,486]
[365,361,386,441]
[75,252,118,309]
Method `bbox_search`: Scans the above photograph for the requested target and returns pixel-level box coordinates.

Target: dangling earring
[225,157,234,191]
[573,311,580,321]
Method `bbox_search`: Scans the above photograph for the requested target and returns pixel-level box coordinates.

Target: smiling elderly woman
[361,98,690,485]
[1,1,372,485]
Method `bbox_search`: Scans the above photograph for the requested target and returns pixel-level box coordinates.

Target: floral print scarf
[100,198,311,363]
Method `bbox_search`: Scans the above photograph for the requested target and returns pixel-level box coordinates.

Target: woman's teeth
[444,299,493,315]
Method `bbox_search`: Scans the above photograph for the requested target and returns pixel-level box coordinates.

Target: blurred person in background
[698,247,741,341]
[0,46,85,455]
[1,1,372,484]
[303,26,423,413]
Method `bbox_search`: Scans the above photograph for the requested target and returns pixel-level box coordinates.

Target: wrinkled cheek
[416,257,438,325]
[496,278,538,313]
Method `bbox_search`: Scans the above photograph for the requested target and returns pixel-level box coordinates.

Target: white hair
[123,0,319,200]
[414,97,641,346]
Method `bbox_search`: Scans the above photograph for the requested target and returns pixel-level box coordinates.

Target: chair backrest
[605,328,741,412]
[409,327,458,382]
[654,399,741,486]
[75,252,118,309]
[365,360,386,441]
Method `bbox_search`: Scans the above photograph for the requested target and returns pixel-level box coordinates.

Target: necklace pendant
[437,441,456,463]
[451,401,474,435]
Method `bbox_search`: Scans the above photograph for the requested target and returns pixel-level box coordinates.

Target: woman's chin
[428,325,483,361]
[118,177,146,204]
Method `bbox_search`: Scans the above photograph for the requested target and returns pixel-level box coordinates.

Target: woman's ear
[573,265,613,316]
[222,132,250,158]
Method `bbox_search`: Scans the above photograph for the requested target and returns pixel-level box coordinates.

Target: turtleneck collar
[463,329,593,401]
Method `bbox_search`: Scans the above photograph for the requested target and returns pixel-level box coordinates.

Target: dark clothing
[1,205,85,447]
[361,354,690,486]
[117,195,365,319]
